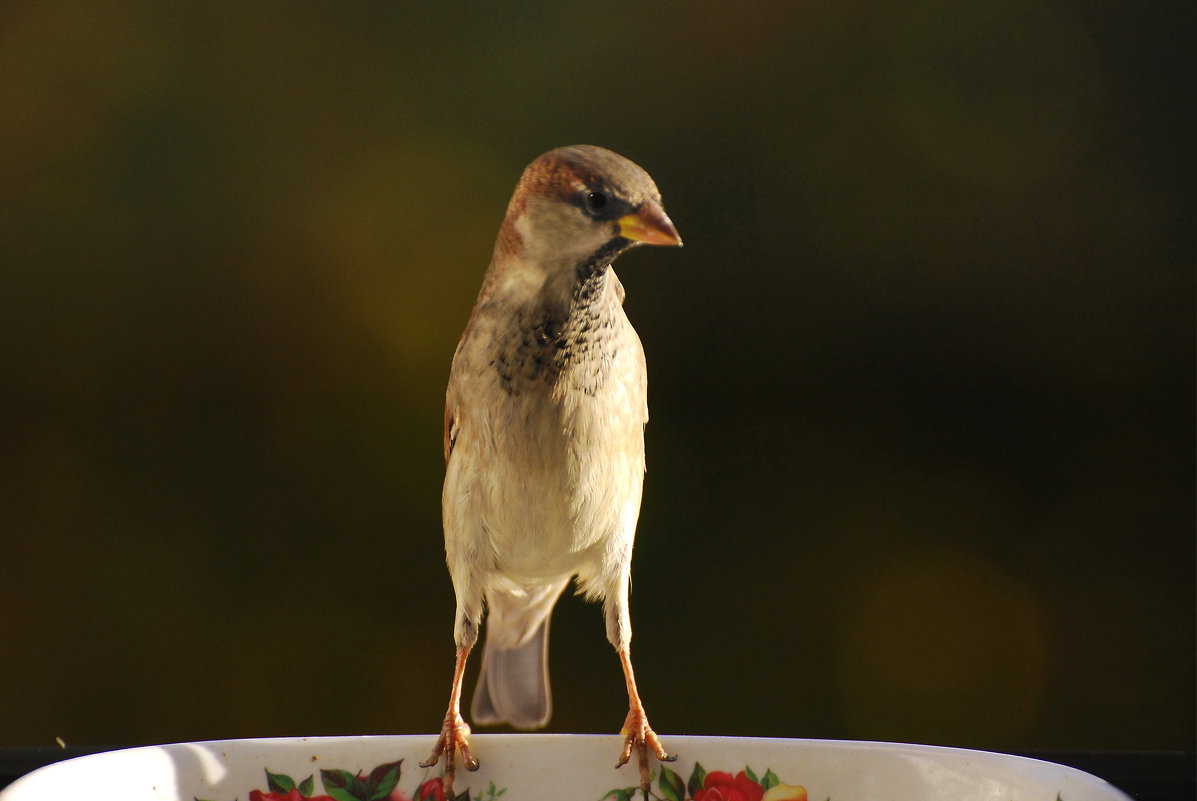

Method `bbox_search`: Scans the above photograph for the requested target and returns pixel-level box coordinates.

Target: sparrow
[420,145,682,799]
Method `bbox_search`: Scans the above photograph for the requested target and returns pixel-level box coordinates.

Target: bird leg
[614,646,674,800]
[421,645,479,797]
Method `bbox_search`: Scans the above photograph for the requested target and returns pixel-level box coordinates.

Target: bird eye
[585,190,608,212]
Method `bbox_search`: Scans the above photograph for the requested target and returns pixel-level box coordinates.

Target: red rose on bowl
[693,771,765,801]
[413,777,449,801]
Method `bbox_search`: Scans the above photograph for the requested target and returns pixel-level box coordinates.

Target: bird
[420,145,682,800]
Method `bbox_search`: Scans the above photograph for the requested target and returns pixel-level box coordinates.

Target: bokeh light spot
[838,549,1049,746]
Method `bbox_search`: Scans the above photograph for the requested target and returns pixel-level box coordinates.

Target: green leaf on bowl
[366,759,403,800]
[322,768,369,801]
[478,779,506,800]
[299,776,315,797]
[267,770,296,794]
[687,762,707,797]
[658,765,685,801]
[761,769,779,790]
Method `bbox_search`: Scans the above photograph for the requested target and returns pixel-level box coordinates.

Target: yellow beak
[617,200,683,247]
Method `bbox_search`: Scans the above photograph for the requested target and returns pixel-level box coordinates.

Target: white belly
[442,326,646,597]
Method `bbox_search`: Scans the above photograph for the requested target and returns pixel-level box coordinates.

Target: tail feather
[470,581,567,730]
[471,615,552,729]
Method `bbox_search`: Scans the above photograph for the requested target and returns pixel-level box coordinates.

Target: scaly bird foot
[420,714,479,798]
[616,706,675,800]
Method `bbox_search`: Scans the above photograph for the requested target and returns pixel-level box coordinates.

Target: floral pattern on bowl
[0,734,1130,801]
[223,759,506,801]
[603,762,811,801]
[215,755,813,801]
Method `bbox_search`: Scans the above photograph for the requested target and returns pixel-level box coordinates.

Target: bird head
[495,145,682,276]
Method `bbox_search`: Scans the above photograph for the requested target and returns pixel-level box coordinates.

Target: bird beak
[617,200,683,247]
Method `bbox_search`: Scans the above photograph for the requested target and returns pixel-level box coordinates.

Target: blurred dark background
[1,0,1192,754]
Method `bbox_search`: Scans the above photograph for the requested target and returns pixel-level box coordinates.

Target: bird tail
[470,581,567,730]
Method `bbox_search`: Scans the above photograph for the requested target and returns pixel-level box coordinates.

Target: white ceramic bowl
[0,734,1129,801]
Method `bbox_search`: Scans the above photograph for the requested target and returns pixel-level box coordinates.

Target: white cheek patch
[518,196,601,266]
[514,212,535,245]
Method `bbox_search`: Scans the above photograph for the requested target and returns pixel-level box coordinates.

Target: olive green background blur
[2,1,1192,752]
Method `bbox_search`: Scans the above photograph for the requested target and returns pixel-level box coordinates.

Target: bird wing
[443,397,458,463]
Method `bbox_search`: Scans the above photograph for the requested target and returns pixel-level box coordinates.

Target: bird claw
[616,707,674,799]
[420,714,479,797]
